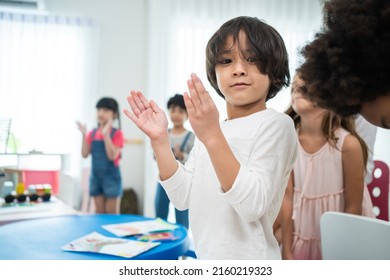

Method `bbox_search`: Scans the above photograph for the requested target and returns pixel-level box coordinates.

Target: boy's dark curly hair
[206,16,290,101]
[167,93,186,111]
[297,0,390,117]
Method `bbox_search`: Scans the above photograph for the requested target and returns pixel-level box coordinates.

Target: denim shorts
[89,171,122,198]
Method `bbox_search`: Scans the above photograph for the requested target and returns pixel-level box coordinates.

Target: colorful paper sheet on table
[102,218,179,237]
[137,231,178,242]
[62,232,160,258]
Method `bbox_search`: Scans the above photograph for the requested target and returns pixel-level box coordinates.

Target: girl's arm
[281,173,294,260]
[102,121,122,161]
[342,134,365,215]
[81,134,90,158]
[124,91,178,180]
[103,136,121,160]
[76,121,90,158]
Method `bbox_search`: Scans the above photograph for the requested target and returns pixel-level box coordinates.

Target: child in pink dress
[280,73,375,260]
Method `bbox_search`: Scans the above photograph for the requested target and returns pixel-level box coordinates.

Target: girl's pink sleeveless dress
[292,128,375,260]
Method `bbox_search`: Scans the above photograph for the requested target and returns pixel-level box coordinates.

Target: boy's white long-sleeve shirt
[159,108,297,259]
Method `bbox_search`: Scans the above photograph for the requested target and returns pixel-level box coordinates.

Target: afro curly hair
[297,0,390,117]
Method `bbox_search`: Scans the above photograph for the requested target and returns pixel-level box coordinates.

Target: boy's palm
[124,91,168,140]
[185,73,220,143]
[134,107,168,139]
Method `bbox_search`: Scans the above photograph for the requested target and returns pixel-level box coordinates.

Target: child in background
[280,73,375,260]
[124,16,297,259]
[155,94,195,228]
[76,97,124,214]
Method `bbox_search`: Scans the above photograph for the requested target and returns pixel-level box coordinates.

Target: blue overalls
[89,128,122,198]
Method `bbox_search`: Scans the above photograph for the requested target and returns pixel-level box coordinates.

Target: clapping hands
[124,73,220,146]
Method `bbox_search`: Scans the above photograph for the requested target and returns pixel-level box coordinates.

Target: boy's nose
[232,62,247,77]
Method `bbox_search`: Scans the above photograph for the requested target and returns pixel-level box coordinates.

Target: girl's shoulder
[89,128,100,138]
[110,127,122,132]
[336,128,361,153]
[112,128,124,137]
[335,127,349,137]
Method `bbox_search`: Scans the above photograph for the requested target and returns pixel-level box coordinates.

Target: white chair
[320,211,390,260]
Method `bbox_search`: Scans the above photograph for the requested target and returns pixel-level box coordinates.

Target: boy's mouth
[231,82,250,87]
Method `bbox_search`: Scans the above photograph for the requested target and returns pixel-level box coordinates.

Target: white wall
[47,0,148,213]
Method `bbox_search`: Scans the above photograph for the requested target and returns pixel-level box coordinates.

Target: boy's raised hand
[124,90,168,141]
[184,73,220,144]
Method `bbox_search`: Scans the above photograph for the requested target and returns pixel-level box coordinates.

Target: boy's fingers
[187,78,202,110]
[189,73,215,113]
[183,92,196,115]
[137,91,151,110]
[132,91,147,111]
[191,73,210,103]
[150,100,163,114]
[123,109,138,124]
[127,92,143,117]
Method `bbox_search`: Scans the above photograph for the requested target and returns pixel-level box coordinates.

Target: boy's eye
[218,58,232,64]
[247,57,256,63]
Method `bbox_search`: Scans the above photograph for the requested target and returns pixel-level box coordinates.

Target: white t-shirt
[355,115,377,184]
[160,108,298,259]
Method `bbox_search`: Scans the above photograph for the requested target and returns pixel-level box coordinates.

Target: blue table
[0,214,190,260]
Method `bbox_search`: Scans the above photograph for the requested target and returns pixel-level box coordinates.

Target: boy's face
[215,30,270,117]
[169,105,188,127]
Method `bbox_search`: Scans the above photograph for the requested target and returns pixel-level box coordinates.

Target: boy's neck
[226,102,267,120]
[170,126,186,134]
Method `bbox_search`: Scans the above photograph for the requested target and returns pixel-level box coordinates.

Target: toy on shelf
[1,181,52,205]
[28,184,39,202]
[16,182,27,202]
[2,181,15,203]
[34,184,52,202]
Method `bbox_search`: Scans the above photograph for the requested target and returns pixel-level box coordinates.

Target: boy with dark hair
[125,16,297,259]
